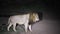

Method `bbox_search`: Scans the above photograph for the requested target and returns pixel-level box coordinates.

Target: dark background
[0,0,59,19]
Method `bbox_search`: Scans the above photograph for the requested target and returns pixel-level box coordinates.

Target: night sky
[0,0,59,20]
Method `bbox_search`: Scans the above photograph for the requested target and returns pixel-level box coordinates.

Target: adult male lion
[7,12,39,32]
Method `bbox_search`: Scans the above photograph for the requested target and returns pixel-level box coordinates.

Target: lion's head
[29,13,39,24]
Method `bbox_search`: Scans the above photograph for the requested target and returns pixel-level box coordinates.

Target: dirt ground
[0,17,59,34]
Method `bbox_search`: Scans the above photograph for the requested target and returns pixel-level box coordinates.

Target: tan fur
[29,13,35,22]
[7,12,39,32]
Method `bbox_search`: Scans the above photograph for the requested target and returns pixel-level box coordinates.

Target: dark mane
[28,12,38,25]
